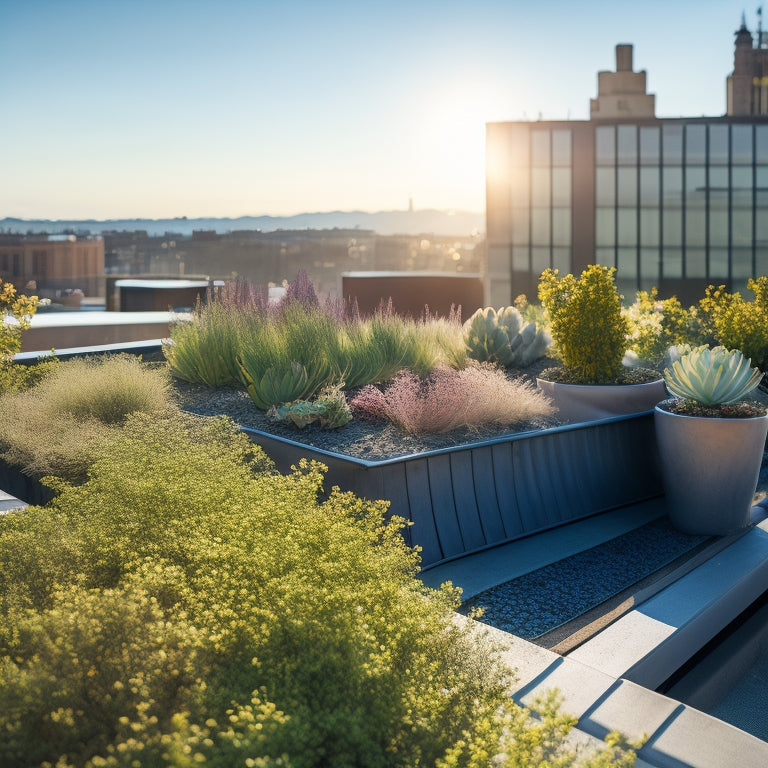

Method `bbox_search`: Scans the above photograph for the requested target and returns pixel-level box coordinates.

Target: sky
[0,0,757,220]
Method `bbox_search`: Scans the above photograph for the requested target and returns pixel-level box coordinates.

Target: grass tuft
[350,362,555,434]
[0,355,174,482]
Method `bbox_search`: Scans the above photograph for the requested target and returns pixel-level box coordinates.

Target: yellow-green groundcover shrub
[0,412,637,767]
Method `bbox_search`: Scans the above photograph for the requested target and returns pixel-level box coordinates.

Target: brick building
[0,234,104,298]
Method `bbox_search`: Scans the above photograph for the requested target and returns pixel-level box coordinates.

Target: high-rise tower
[727,14,768,115]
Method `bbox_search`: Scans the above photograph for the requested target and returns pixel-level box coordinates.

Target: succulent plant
[516,320,552,366]
[267,383,352,429]
[663,345,764,406]
[237,359,310,410]
[463,306,549,367]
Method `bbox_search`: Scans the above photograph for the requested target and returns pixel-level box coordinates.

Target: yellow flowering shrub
[694,279,768,371]
[0,279,37,362]
[694,283,733,345]
[538,265,629,383]
[712,278,768,371]
[624,288,693,367]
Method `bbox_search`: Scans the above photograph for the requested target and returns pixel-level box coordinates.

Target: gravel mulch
[457,516,710,641]
[172,358,562,461]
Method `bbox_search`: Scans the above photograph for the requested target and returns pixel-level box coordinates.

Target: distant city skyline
[0,0,753,220]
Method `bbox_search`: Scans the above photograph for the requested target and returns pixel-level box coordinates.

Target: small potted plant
[536,265,666,422]
[655,345,768,536]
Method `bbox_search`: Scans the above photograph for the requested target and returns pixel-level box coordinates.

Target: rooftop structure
[590,44,656,120]
[486,20,768,307]
[728,12,768,116]
[0,233,104,299]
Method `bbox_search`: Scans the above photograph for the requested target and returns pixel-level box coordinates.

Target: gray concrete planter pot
[536,378,667,423]
[654,405,768,536]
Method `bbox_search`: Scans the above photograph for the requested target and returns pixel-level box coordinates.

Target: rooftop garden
[0,278,647,767]
[3,267,768,765]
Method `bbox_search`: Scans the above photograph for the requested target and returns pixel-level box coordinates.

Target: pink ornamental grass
[350,363,555,434]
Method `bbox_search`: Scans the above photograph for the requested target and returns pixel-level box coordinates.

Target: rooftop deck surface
[424,501,768,767]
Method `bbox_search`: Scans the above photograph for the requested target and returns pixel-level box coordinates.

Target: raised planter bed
[0,457,54,507]
[241,412,663,569]
[8,341,664,568]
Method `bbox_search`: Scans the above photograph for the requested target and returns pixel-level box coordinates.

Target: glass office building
[486,35,768,306]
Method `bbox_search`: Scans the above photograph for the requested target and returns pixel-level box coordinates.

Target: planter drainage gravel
[459,516,710,640]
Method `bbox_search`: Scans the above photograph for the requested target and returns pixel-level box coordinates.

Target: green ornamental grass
[0,355,174,483]
[338,319,390,389]
[164,301,245,387]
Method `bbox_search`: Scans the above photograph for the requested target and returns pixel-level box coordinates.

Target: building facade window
[640,127,660,164]
[486,127,573,300]
[596,126,616,165]
[487,112,768,305]
[588,121,763,294]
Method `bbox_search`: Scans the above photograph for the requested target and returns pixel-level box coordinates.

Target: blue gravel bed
[458,517,709,640]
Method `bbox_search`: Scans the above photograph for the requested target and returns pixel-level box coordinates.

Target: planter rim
[536,377,667,425]
[535,377,664,391]
[654,403,768,422]
[241,410,655,469]
[14,339,166,364]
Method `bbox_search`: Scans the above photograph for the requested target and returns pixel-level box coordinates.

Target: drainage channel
[658,588,768,742]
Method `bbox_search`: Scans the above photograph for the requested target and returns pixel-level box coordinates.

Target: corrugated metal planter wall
[243,412,663,569]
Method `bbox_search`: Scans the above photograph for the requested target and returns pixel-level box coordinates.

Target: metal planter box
[0,457,55,507]
[243,412,663,570]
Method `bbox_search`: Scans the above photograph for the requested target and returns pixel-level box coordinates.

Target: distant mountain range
[0,209,484,238]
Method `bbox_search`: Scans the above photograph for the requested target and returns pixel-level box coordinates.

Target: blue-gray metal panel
[594,420,632,510]
[470,446,506,543]
[244,430,364,499]
[549,427,593,523]
[376,463,414,548]
[512,435,551,531]
[426,453,465,559]
[622,417,663,498]
[404,458,443,565]
[491,441,525,537]
[0,458,54,506]
[243,414,663,569]
[533,431,579,526]
[449,450,487,551]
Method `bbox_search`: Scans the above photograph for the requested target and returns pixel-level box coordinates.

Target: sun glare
[415,77,507,210]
